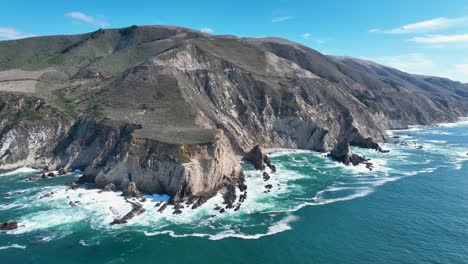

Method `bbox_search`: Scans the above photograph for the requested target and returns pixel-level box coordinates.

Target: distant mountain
[0,25,466,203]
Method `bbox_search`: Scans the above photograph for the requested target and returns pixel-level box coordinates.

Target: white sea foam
[3,122,464,241]
[0,244,26,250]
[0,167,38,176]
[144,215,298,240]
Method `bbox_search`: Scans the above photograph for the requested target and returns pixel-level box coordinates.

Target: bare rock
[329,141,367,166]
[123,182,140,198]
[110,199,146,225]
[263,172,270,181]
[222,185,236,209]
[103,183,116,192]
[0,221,18,231]
[243,145,266,170]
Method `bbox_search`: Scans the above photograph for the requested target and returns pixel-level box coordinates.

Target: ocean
[1,119,467,263]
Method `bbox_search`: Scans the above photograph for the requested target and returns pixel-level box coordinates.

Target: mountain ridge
[0,25,466,204]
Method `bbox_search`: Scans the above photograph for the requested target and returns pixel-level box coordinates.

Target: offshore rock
[110,199,146,225]
[329,142,366,166]
[103,183,117,192]
[0,222,18,231]
[0,26,466,204]
[122,182,140,198]
[243,145,266,170]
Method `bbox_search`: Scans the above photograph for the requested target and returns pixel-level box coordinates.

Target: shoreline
[262,148,313,155]
[386,116,468,134]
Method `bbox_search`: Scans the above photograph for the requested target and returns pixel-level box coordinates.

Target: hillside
[0,25,467,202]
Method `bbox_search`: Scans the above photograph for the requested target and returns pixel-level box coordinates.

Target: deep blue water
[0,120,467,263]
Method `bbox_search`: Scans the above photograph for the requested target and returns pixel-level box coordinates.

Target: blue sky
[1,0,468,82]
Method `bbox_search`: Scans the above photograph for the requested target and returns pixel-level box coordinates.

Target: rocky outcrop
[243,145,266,170]
[243,145,276,172]
[122,182,140,198]
[0,25,466,205]
[103,183,116,192]
[329,141,366,166]
[110,199,146,225]
[0,221,18,231]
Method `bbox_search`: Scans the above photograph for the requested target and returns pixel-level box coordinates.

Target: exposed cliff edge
[0,25,467,202]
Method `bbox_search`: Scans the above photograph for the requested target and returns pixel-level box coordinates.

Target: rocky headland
[0,25,467,211]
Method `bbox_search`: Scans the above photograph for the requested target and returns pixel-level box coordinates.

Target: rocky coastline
[0,25,467,225]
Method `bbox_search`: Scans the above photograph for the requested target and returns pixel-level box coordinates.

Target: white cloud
[65,12,109,27]
[200,27,214,34]
[444,63,468,83]
[300,33,311,39]
[272,16,294,23]
[370,17,468,34]
[372,53,436,74]
[0,27,35,40]
[409,34,468,43]
[371,53,468,83]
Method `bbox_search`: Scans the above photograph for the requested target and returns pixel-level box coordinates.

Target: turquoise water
[1,120,467,263]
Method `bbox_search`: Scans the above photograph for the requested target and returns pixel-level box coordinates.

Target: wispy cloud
[299,33,325,44]
[370,17,468,34]
[371,53,468,83]
[371,53,435,75]
[409,34,468,43]
[272,16,295,23]
[0,27,35,40]
[300,33,311,39]
[65,12,110,27]
[453,64,468,82]
[200,27,214,34]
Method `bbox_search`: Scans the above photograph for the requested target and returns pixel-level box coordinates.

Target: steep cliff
[0,25,466,201]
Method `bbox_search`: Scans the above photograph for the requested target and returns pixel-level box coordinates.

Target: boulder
[262,172,270,181]
[239,192,247,203]
[329,141,366,166]
[222,185,236,209]
[243,145,266,170]
[58,168,66,175]
[270,165,277,173]
[237,173,247,192]
[122,182,140,198]
[0,221,18,231]
[103,183,116,192]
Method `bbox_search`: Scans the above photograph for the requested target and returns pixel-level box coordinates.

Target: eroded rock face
[0,26,466,204]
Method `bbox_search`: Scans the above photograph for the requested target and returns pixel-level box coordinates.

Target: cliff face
[0,25,467,200]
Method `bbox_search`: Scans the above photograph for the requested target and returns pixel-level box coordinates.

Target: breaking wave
[0,119,467,241]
